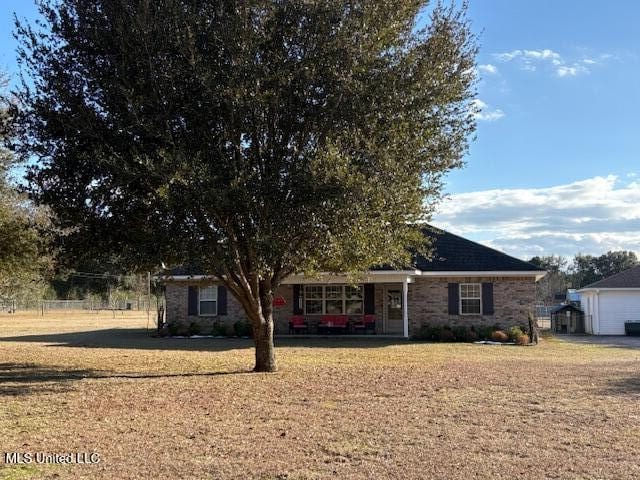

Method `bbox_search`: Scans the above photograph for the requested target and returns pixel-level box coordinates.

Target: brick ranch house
[162,228,546,337]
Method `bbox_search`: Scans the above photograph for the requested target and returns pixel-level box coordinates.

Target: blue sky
[434,0,640,259]
[1,1,639,259]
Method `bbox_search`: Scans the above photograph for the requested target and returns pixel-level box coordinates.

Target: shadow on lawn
[0,362,252,397]
[602,375,640,396]
[0,328,407,351]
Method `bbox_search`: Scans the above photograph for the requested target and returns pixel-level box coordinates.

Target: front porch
[280,271,415,337]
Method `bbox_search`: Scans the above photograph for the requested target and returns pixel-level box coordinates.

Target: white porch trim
[578,287,640,292]
[402,277,409,338]
[161,269,544,282]
[418,270,546,280]
[282,271,418,285]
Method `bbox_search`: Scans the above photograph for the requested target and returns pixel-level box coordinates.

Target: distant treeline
[529,251,638,305]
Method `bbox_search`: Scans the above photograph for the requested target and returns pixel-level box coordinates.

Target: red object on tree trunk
[272,296,286,307]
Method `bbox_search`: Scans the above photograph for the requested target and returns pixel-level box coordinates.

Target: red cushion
[320,315,348,327]
[290,316,306,326]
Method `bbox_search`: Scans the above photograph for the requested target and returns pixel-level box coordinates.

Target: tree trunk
[253,310,277,372]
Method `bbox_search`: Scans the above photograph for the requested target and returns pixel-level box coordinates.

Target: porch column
[402,278,409,338]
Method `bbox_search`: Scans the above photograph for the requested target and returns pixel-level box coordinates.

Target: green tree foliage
[49,266,149,302]
[0,73,50,303]
[529,255,568,305]
[569,251,638,289]
[530,251,639,303]
[8,1,478,371]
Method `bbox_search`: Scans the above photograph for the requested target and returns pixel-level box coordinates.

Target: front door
[384,287,403,334]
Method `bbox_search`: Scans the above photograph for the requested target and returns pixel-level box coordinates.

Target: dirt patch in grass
[1,312,639,479]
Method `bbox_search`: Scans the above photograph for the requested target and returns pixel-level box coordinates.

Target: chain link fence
[0,298,161,314]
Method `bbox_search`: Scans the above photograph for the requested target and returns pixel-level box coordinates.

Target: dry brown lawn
[1,311,639,480]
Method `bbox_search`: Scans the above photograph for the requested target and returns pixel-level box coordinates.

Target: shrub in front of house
[414,323,436,341]
[416,324,488,342]
[490,330,509,342]
[188,321,202,336]
[413,324,458,342]
[474,325,493,340]
[212,322,228,337]
[437,327,456,342]
[507,326,524,342]
[175,321,191,337]
[452,325,469,342]
[167,322,179,336]
[414,323,534,345]
[233,320,253,338]
[466,329,479,341]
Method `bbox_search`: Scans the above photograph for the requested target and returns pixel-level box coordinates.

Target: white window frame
[198,286,218,316]
[459,283,482,315]
[303,285,363,315]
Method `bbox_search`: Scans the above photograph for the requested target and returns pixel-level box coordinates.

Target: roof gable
[411,227,543,272]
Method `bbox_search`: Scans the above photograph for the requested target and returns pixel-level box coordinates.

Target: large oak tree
[7,0,477,371]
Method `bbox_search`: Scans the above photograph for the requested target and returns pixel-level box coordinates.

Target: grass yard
[1,312,639,479]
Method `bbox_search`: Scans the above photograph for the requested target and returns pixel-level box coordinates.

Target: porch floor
[277,334,408,339]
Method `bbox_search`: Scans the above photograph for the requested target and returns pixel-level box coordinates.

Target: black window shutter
[482,282,494,315]
[188,286,198,316]
[217,285,227,315]
[364,283,375,314]
[293,285,303,314]
[448,283,459,315]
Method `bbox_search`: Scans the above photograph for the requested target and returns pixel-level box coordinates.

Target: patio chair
[318,315,349,334]
[352,314,376,334]
[288,315,309,334]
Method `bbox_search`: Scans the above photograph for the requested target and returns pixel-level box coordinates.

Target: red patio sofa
[317,315,349,334]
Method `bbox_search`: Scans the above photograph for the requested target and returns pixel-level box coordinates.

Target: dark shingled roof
[167,266,206,276]
[550,304,583,315]
[167,227,543,276]
[582,265,640,289]
[374,227,544,272]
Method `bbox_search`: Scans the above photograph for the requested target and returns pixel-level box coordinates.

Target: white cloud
[494,50,522,62]
[432,175,640,259]
[492,48,609,78]
[557,64,589,77]
[523,49,561,62]
[471,99,505,122]
[477,64,498,75]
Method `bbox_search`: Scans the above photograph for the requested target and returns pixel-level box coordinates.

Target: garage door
[598,292,640,335]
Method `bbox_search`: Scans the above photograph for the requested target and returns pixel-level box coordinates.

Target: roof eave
[578,287,640,292]
[161,270,546,282]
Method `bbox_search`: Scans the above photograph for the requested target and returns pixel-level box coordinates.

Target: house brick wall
[165,276,536,336]
[407,276,536,335]
[164,281,293,335]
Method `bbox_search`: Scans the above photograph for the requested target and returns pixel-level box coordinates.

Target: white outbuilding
[579,265,640,335]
